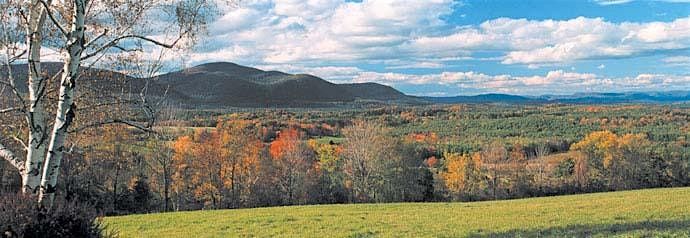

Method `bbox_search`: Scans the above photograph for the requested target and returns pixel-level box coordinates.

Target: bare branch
[39,0,69,37]
[84,29,108,48]
[68,119,157,134]
[11,136,28,150]
[113,44,142,53]
[6,50,27,63]
[81,32,187,60]
[0,107,22,114]
[0,142,25,173]
[0,64,27,111]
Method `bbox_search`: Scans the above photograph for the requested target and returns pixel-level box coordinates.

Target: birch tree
[341,121,397,203]
[0,0,227,208]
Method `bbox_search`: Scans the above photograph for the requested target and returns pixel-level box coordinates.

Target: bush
[0,193,112,238]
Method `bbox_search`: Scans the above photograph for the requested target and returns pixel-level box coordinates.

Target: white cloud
[192,0,455,65]
[339,69,690,95]
[167,0,690,95]
[411,16,690,65]
[594,0,634,5]
[273,0,341,21]
[663,56,690,65]
[189,1,690,68]
[386,62,445,69]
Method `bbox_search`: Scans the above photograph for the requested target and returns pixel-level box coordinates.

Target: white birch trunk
[0,142,25,174]
[38,0,86,206]
[23,0,49,194]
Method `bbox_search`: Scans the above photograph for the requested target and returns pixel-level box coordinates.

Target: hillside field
[105,187,690,237]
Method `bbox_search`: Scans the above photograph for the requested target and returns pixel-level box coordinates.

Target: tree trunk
[38,0,86,207]
[23,0,50,195]
[164,167,170,212]
[113,164,121,211]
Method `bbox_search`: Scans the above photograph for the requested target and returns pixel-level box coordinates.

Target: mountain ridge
[422,91,690,104]
[155,62,415,107]
[4,62,690,107]
[2,62,417,108]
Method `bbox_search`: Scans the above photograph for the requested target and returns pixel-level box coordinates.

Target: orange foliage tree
[268,128,315,205]
[171,120,261,210]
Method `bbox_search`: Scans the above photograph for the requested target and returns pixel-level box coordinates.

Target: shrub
[0,193,113,238]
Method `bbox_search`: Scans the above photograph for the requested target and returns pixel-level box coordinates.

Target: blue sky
[177,0,690,96]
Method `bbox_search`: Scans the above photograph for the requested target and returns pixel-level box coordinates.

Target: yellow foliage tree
[571,130,651,190]
[571,131,619,168]
[442,152,482,200]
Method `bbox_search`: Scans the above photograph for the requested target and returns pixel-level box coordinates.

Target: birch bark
[38,0,86,206]
[23,0,50,194]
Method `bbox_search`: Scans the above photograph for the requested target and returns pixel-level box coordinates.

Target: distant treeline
[1,104,689,215]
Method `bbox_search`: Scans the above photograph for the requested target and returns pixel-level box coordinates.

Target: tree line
[3,118,686,215]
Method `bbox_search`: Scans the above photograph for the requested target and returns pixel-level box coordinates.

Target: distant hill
[539,91,690,104]
[421,93,545,104]
[4,62,690,107]
[2,62,416,108]
[421,91,690,104]
[156,62,414,107]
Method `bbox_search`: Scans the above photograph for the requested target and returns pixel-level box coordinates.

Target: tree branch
[68,119,156,134]
[0,107,22,114]
[81,33,186,60]
[11,136,28,150]
[39,0,69,38]
[84,29,108,48]
[0,70,27,111]
[6,50,27,63]
[0,142,25,173]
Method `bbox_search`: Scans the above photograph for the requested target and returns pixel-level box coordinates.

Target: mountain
[155,62,414,107]
[2,62,415,108]
[421,94,546,104]
[5,62,690,107]
[538,91,690,104]
[422,91,690,104]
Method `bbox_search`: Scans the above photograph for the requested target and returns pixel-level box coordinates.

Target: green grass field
[105,187,690,237]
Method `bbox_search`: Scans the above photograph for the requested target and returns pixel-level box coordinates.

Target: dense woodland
[1,104,689,215]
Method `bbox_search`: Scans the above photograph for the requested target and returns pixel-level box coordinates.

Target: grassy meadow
[105,187,690,237]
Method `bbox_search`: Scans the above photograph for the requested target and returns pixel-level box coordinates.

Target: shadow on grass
[469,219,690,237]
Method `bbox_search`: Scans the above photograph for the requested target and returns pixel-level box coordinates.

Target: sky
[180,0,690,96]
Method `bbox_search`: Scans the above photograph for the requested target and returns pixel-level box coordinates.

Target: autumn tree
[269,128,315,205]
[573,152,590,189]
[341,121,392,202]
[481,141,508,199]
[217,120,262,208]
[172,120,261,209]
[442,152,483,201]
[170,135,196,211]
[571,131,653,190]
[532,142,550,190]
[340,121,427,203]
[146,137,174,212]
[96,125,136,212]
[389,140,436,202]
[308,139,347,203]
[508,143,530,197]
